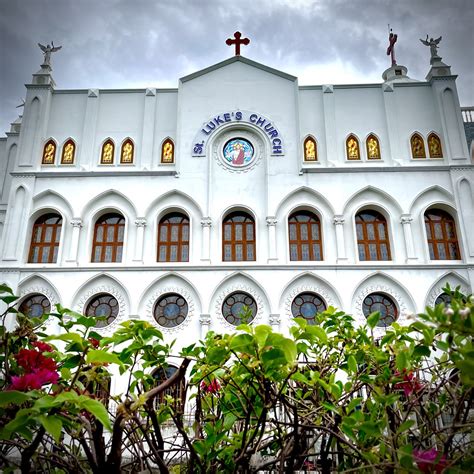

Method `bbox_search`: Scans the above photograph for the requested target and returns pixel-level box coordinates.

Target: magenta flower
[200,379,221,394]
[32,341,54,352]
[413,448,447,473]
[395,371,424,397]
[10,369,59,391]
[16,348,57,373]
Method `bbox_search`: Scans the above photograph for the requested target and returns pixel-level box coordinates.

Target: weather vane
[226,31,250,56]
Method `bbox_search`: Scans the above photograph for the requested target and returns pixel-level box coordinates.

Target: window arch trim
[42,139,57,165]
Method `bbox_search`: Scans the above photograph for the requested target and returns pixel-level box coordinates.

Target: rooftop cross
[226,31,250,56]
[386,28,398,66]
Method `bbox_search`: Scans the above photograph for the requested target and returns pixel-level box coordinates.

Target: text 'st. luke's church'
[1,33,473,380]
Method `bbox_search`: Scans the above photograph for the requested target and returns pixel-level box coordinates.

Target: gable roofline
[180,56,297,83]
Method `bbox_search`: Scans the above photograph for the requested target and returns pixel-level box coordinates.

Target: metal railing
[461,106,474,122]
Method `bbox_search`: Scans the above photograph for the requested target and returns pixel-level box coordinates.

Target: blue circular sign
[223,138,254,167]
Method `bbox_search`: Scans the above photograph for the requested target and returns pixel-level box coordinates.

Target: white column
[333,215,347,262]
[134,218,147,262]
[400,214,417,261]
[201,217,212,262]
[67,218,83,263]
[266,216,277,262]
[269,314,281,331]
[200,314,211,338]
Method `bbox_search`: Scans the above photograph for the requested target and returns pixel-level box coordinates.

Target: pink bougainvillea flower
[395,371,424,397]
[88,337,100,348]
[32,341,54,352]
[413,448,447,473]
[10,369,59,391]
[15,348,57,373]
[200,379,221,394]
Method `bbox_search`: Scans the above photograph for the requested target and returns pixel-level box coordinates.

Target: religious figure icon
[386,29,398,66]
[38,41,62,66]
[223,138,254,167]
[419,35,442,59]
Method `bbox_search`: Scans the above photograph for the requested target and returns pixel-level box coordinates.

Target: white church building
[1,34,473,372]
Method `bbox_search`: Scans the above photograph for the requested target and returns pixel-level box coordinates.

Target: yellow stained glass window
[411,133,426,159]
[61,140,75,164]
[346,135,360,160]
[161,139,174,164]
[42,140,56,165]
[101,140,114,164]
[120,139,134,164]
[428,133,443,158]
[366,134,381,160]
[304,137,317,161]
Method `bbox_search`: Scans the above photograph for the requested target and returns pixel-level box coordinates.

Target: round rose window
[223,138,254,168]
[291,292,327,325]
[19,294,51,318]
[222,292,257,326]
[85,294,119,328]
[362,293,398,328]
[154,293,188,328]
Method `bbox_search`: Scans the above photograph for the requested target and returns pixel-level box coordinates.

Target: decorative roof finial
[226,31,250,56]
[420,35,442,62]
[38,41,62,67]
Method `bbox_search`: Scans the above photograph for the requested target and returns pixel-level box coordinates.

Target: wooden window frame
[42,139,56,165]
[346,134,361,160]
[161,138,174,164]
[288,211,323,261]
[222,212,256,262]
[91,213,125,263]
[366,134,381,160]
[61,138,76,164]
[100,139,115,165]
[28,213,62,263]
[355,210,392,261]
[152,365,186,412]
[410,133,426,159]
[120,138,134,164]
[303,136,317,162]
[157,213,190,262]
[424,209,460,260]
[427,133,443,158]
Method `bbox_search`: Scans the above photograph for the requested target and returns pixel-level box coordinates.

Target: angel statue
[419,35,442,59]
[38,41,62,66]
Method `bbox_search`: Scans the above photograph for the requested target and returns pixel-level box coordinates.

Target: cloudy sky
[0,0,473,135]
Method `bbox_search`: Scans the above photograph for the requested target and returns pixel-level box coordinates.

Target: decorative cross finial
[226,31,250,56]
[386,27,398,66]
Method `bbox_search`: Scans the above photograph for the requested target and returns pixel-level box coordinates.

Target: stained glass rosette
[223,138,254,167]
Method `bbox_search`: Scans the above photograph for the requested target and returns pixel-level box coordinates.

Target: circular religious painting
[223,138,254,168]
[153,293,188,328]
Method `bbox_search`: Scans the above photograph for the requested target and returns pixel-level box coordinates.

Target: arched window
[157,213,189,262]
[28,213,62,263]
[42,139,56,165]
[410,133,426,159]
[222,211,255,261]
[120,138,134,164]
[222,291,257,325]
[100,139,115,164]
[366,134,381,160]
[153,293,188,328]
[346,134,360,160]
[288,211,323,261]
[91,213,125,262]
[435,293,451,306]
[161,138,174,164]
[152,365,186,412]
[291,292,327,325]
[428,133,443,158]
[424,209,460,260]
[61,139,75,164]
[85,293,119,327]
[362,293,398,327]
[18,294,51,318]
[303,136,317,162]
[355,210,391,261]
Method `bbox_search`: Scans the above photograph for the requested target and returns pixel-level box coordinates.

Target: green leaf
[0,391,31,407]
[44,333,84,344]
[78,397,112,431]
[2,295,19,304]
[367,311,380,329]
[254,325,271,347]
[39,415,62,443]
[396,419,416,434]
[229,334,255,355]
[396,351,409,371]
[413,345,431,358]
[346,397,363,414]
[307,325,328,343]
[0,284,13,294]
[347,355,357,373]
[359,421,381,437]
[86,350,122,366]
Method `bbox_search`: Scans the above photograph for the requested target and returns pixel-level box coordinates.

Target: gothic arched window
[19,294,51,318]
[346,134,360,160]
[120,138,134,164]
[291,292,327,325]
[161,138,174,164]
[362,293,398,327]
[61,139,76,164]
[424,209,460,260]
[28,213,62,263]
[366,134,381,160]
[303,136,317,162]
[428,133,443,158]
[42,139,56,165]
[91,213,125,263]
[288,211,323,261]
[100,139,115,164]
[85,293,119,327]
[157,213,189,262]
[355,210,391,261]
[222,211,255,261]
[411,133,426,159]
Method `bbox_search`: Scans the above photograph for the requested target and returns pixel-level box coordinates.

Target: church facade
[0,42,473,391]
